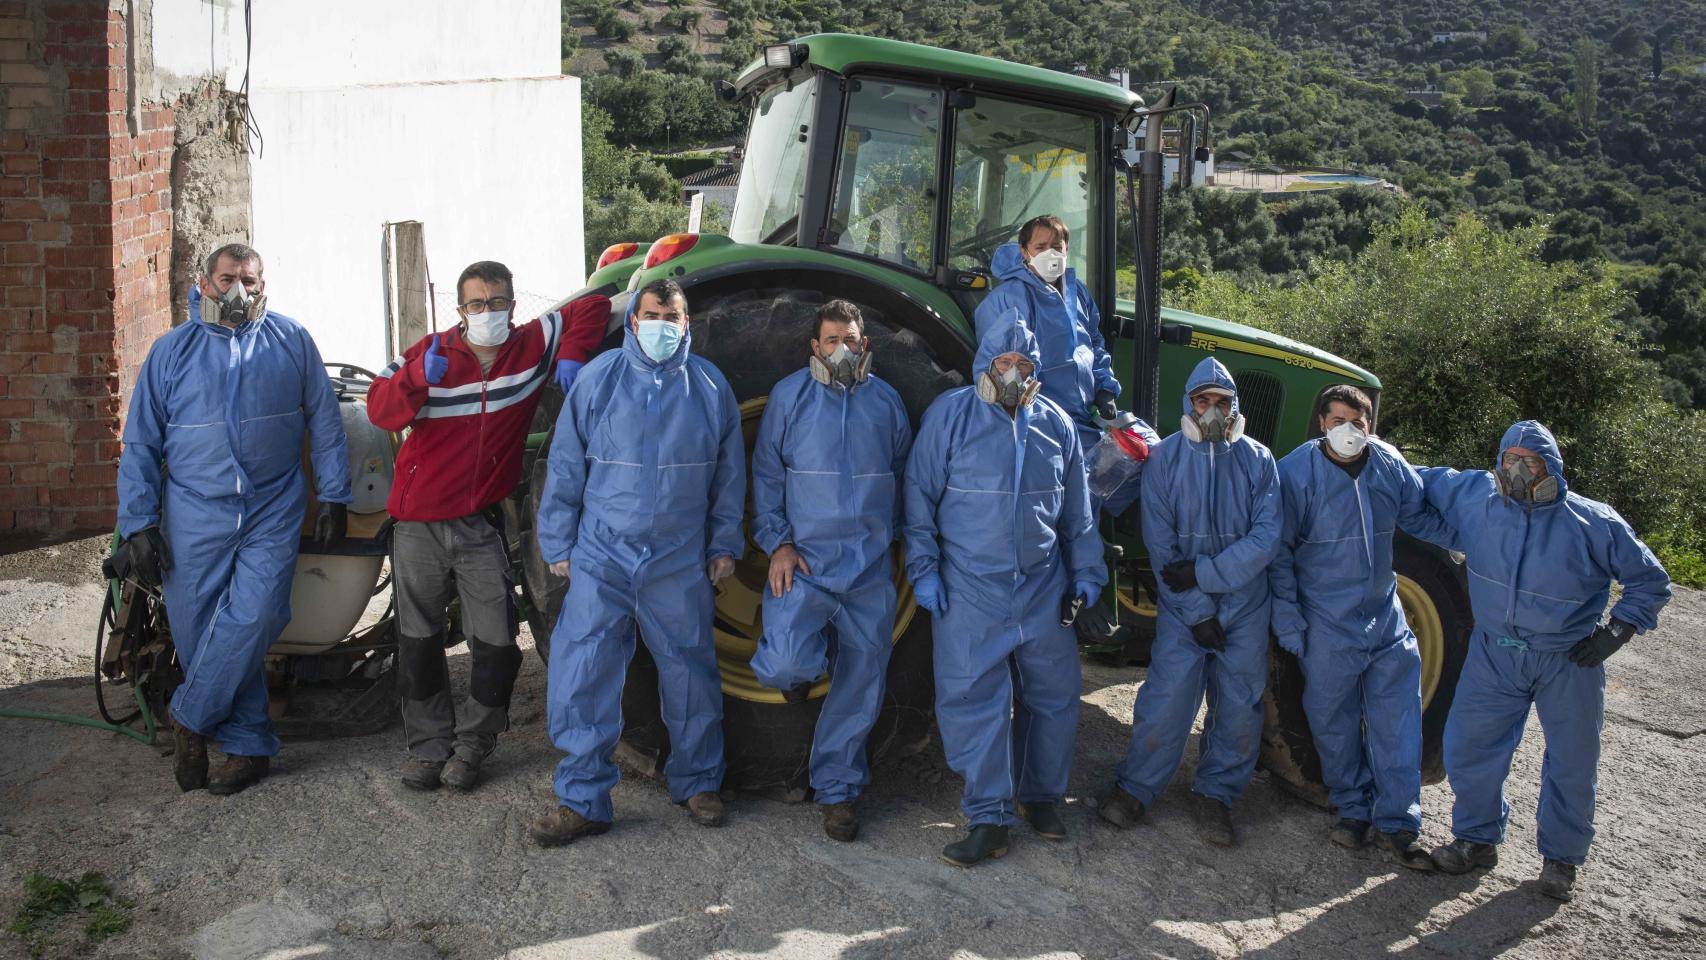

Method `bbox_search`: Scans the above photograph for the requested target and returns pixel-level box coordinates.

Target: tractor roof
[737,33,1143,117]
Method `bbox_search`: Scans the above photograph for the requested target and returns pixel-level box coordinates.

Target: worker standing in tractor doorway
[974,214,1155,514]
[367,261,607,792]
[1269,384,1457,869]
[904,322,1103,867]
[1418,420,1670,901]
[1097,357,1280,846]
[115,243,351,796]
[749,299,913,842]
[529,278,746,846]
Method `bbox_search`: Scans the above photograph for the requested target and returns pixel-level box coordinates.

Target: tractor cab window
[730,77,817,245]
[947,97,1098,293]
[826,80,942,273]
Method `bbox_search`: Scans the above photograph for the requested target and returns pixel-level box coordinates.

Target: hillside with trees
[564,0,1706,576]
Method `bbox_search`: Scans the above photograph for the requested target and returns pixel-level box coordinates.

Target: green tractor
[514,34,1471,799]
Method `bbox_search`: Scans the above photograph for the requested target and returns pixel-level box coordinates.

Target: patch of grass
[7,873,132,959]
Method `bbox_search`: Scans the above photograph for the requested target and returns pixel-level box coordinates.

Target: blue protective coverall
[1115,357,1281,808]
[748,366,913,805]
[117,287,351,757]
[1420,421,1670,865]
[536,325,746,822]
[973,243,1119,453]
[903,323,1104,827]
[1270,437,1455,833]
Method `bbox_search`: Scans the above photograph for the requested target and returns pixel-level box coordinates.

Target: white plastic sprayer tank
[272,395,395,655]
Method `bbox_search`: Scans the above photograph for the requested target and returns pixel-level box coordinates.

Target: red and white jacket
[368,295,610,523]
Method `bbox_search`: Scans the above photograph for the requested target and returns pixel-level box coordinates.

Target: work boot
[1192,793,1237,847]
[171,718,208,792]
[207,755,270,796]
[822,802,859,842]
[1378,830,1436,871]
[1431,838,1499,874]
[1538,859,1577,901]
[686,791,725,827]
[1095,785,1146,830]
[941,825,1010,867]
[528,805,611,847]
[400,758,444,791]
[1328,818,1371,850]
[1019,801,1067,841]
[441,744,489,792]
[782,683,811,704]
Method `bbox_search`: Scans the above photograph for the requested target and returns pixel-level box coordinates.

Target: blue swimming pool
[1302,174,1382,184]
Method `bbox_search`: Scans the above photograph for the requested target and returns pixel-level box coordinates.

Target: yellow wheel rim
[712,397,917,703]
[1397,574,1444,708]
[1117,576,1157,620]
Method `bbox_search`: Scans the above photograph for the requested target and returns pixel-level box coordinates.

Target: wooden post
[382,220,431,361]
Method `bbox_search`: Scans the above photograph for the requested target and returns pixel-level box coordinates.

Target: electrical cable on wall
[239,0,264,157]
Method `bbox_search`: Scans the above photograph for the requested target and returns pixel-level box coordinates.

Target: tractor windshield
[947,97,1099,292]
[730,77,818,245]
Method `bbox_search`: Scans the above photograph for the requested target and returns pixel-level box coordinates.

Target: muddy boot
[1328,818,1371,850]
[1430,838,1499,874]
[1095,785,1146,830]
[441,742,490,792]
[400,759,444,791]
[941,825,1010,867]
[782,683,811,704]
[1378,831,1436,871]
[528,805,611,847]
[171,718,209,792]
[207,755,270,796]
[686,792,725,827]
[1192,793,1237,847]
[1538,859,1577,901]
[822,802,859,842]
[1019,802,1067,841]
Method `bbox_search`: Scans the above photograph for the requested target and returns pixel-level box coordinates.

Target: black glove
[1161,560,1199,592]
[1190,618,1227,652]
[1094,390,1119,422]
[1568,619,1635,668]
[314,501,348,550]
[108,527,169,589]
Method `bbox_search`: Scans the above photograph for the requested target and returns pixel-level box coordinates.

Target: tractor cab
[724,35,1139,348]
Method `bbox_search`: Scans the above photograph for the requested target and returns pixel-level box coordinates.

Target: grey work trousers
[392,513,520,763]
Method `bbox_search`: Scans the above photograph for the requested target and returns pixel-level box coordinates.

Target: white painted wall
[148,0,559,94]
[249,77,583,368]
[147,0,584,369]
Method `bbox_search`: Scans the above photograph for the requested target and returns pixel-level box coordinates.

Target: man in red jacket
[368,260,608,791]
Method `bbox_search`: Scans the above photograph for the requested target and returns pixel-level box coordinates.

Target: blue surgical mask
[636,319,684,362]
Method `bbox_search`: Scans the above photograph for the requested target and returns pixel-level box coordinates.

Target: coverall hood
[1497,420,1568,499]
[974,320,1042,372]
[1181,356,1242,419]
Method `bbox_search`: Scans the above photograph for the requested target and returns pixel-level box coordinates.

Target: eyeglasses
[460,296,514,315]
[1500,452,1545,473]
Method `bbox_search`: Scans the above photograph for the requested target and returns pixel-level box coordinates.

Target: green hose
[0,678,157,745]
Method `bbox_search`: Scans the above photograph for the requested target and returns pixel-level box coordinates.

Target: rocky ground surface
[1,535,1702,959]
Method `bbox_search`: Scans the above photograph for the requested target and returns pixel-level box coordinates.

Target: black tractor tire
[511,270,971,795]
[1260,535,1472,805]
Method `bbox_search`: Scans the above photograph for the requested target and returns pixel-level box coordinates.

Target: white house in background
[681,165,740,220]
[1431,31,1487,44]
[147,1,584,370]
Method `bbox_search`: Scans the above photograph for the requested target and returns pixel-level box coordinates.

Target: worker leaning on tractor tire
[366,261,606,793]
[115,243,352,797]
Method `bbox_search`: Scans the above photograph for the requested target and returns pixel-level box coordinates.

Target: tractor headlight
[764,43,802,69]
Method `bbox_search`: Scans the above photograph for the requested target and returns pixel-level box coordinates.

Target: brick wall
[0,0,172,534]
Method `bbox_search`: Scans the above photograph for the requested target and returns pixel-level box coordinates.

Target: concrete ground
[1,536,1703,959]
